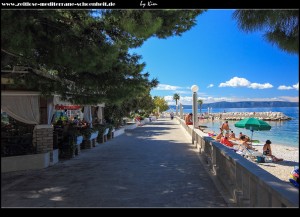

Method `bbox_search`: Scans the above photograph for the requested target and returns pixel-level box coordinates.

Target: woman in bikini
[263,140,283,162]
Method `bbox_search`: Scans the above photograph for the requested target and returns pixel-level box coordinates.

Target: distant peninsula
[201,101,299,109]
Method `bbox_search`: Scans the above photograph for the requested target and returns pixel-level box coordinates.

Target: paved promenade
[1,118,227,207]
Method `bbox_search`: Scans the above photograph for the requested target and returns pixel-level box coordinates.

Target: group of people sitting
[211,121,283,162]
[185,115,283,163]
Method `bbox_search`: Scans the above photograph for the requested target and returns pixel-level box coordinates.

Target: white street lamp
[191,85,199,144]
[191,85,199,93]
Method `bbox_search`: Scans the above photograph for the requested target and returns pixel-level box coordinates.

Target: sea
[167,106,299,148]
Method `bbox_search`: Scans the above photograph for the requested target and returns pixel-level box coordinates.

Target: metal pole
[193,91,198,128]
[192,91,198,144]
[180,103,183,119]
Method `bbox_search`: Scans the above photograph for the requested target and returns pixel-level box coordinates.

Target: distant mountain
[201,101,299,109]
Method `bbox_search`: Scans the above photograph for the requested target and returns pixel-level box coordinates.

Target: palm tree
[173,93,180,116]
[197,99,203,116]
[233,10,298,55]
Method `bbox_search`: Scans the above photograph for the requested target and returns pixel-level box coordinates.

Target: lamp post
[191,85,199,144]
[179,103,183,120]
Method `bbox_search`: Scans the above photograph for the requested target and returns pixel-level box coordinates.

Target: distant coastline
[202,101,299,109]
[170,101,299,109]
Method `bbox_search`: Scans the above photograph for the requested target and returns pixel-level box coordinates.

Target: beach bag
[256,156,265,163]
[289,166,299,188]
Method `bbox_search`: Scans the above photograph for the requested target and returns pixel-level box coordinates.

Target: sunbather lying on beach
[229,130,236,140]
[215,132,223,141]
[239,132,250,142]
[238,136,257,151]
[263,140,283,162]
[220,136,234,147]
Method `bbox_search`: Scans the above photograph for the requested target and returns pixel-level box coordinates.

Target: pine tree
[233,9,298,54]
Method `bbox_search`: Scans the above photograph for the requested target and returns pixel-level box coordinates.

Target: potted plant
[58,137,76,159]
[93,124,107,143]
[80,128,98,148]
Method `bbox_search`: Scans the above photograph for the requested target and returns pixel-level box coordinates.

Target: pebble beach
[165,112,299,183]
[251,143,299,182]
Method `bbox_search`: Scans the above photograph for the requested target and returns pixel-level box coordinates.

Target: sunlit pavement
[1,118,227,207]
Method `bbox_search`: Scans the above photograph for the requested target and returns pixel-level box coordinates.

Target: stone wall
[176,117,299,207]
[33,125,53,154]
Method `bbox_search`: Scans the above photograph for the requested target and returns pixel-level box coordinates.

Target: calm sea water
[167,106,299,148]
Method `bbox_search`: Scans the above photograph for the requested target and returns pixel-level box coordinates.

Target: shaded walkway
[1,118,227,207]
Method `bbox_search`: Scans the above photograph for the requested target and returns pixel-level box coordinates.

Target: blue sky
[130,9,299,105]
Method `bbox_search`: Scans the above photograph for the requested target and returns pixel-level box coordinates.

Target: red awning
[55,104,81,110]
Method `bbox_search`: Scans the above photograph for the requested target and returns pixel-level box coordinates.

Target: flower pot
[76,136,83,145]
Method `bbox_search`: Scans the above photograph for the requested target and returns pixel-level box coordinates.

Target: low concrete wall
[114,128,125,137]
[149,116,157,121]
[125,122,138,130]
[176,117,299,207]
[50,149,59,166]
[1,152,50,173]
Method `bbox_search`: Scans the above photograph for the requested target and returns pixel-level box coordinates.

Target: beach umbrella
[234,117,271,143]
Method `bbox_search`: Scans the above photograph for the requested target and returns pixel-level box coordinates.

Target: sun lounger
[235,142,264,161]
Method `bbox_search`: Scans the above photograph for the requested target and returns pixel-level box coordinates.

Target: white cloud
[154,84,181,91]
[249,83,273,89]
[165,95,193,105]
[278,82,299,90]
[164,95,174,102]
[176,90,191,95]
[293,82,299,90]
[278,85,293,90]
[219,77,250,87]
[207,84,214,88]
[219,77,273,89]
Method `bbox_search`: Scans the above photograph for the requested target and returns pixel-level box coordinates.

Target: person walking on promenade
[170,112,174,120]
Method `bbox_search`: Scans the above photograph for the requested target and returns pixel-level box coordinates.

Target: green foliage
[80,128,97,140]
[103,88,156,128]
[153,96,169,112]
[173,93,180,105]
[197,99,203,106]
[1,10,203,105]
[67,123,82,137]
[233,10,299,54]
[197,99,203,114]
